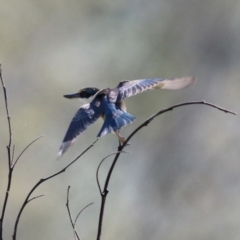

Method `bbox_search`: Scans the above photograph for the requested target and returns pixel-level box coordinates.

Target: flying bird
[58,77,195,158]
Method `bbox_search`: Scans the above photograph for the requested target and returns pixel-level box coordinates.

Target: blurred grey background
[0,0,239,239]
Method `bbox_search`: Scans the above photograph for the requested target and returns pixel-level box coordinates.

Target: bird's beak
[63,93,80,99]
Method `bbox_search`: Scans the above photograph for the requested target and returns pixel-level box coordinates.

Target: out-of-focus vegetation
[0,0,239,239]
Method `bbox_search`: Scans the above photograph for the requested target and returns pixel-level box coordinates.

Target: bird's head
[64,87,100,99]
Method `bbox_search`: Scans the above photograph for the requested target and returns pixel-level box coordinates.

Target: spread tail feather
[97,111,136,137]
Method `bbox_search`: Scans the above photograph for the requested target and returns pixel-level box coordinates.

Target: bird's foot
[119,136,130,146]
[115,131,130,146]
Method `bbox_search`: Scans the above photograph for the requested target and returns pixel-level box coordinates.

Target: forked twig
[66,186,93,240]
[0,64,13,240]
[0,64,99,240]
[12,135,44,168]
[0,64,12,168]
[66,186,81,240]
[12,138,99,240]
[96,151,129,194]
[96,100,236,240]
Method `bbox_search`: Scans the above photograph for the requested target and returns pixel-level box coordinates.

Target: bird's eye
[80,91,87,98]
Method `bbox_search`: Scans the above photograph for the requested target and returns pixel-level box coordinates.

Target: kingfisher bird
[58,77,195,157]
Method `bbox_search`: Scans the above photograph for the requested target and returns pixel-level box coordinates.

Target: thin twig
[96,100,236,240]
[74,202,94,226]
[66,186,93,240]
[11,145,15,165]
[96,151,129,195]
[0,64,13,240]
[12,138,99,240]
[12,135,44,168]
[66,186,81,240]
[27,194,45,204]
[0,64,12,168]
[125,101,236,145]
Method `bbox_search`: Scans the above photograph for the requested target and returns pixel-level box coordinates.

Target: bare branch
[1,66,47,240]
[96,151,129,195]
[124,101,236,147]
[12,135,44,168]
[0,64,13,240]
[0,63,12,168]
[12,138,99,240]
[66,186,81,240]
[198,101,236,115]
[96,100,236,240]
[66,187,93,240]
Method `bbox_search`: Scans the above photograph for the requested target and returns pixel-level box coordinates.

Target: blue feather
[97,97,136,137]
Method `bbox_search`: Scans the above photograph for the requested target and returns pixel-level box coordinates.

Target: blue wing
[116,77,195,101]
[58,99,103,158]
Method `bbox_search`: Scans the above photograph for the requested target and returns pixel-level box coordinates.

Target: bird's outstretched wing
[57,100,103,158]
[116,77,195,101]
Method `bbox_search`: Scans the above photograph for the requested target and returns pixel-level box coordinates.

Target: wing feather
[58,100,103,158]
[116,77,195,101]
